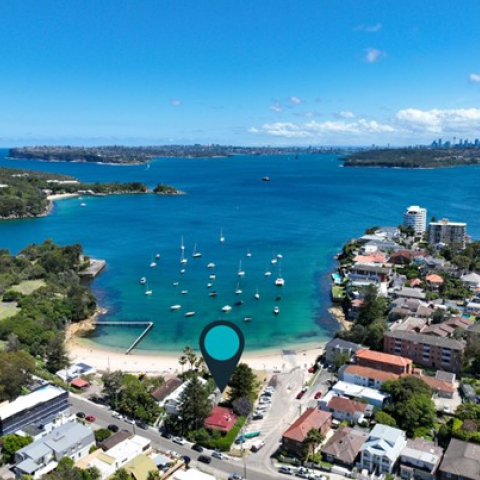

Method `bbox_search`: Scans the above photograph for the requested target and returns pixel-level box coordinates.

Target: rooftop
[355,349,413,367]
[439,439,480,480]
[384,330,465,350]
[344,364,399,383]
[327,396,368,414]
[322,426,368,464]
[204,406,238,433]
[283,408,332,444]
[150,378,183,402]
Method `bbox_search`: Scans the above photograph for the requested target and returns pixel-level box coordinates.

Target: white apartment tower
[403,206,427,234]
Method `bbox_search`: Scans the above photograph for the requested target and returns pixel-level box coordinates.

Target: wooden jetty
[79,258,106,278]
[93,321,154,354]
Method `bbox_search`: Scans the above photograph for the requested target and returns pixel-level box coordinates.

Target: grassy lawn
[0,340,5,351]
[0,302,20,320]
[9,279,46,295]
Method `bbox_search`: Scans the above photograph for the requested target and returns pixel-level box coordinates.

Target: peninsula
[0,166,180,220]
[343,147,480,168]
[10,145,357,164]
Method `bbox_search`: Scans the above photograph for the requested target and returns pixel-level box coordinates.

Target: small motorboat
[209,291,218,297]
[181,290,188,295]
[273,306,280,315]
[180,269,186,274]
[207,262,215,269]
[170,305,181,311]
[234,300,243,306]
[155,253,160,259]
[145,290,152,295]
[275,277,285,287]
[140,277,146,285]
[222,305,232,312]
[185,311,196,317]
[254,287,260,300]
[244,316,253,322]
[150,261,157,268]
[262,176,270,181]
[207,283,213,288]
[209,274,216,280]
[173,281,179,286]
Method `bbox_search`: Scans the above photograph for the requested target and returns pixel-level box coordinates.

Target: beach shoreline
[66,318,327,377]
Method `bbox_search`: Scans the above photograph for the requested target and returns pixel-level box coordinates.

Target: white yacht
[170,305,181,311]
[235,283,242,295]
[192,242,202,258]
[207,262,215,269]
[220,228,225,243]
[238,261,245,277]
[254,287,260,300]
[222,305,232,312]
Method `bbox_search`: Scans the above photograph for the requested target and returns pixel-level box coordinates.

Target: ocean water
[1,149,480,354]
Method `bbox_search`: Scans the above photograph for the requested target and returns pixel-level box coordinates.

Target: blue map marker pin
[199,320,245,392]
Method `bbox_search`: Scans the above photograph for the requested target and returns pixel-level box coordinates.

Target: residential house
[461,273,480,291]
[163,377,208,416]
[383,330,465,373]
[426,274,444,291]
[465,301,480,317]
[330,381,389,408]
[324,397,368,424]
[401,373,456,399]
[150,378,183,404]
[422,316,473,338]
[322,426,369,468]
[0,384,69,436]
[123,455,158,480]
[15,422,94,479]
[354,349,413,375]
[349,263,392,284]
[282,408,332,458]
[325,338,364,365]
[391,286,427,301]
[55,363,96,382]
[76,435,152,480]
[399,438,444,480]
[359,424,407,475]
[389,316,427,334]
[340,364,399,389]
[203,406,237,434]
[388,250,427,265]
[438,439,480,480]
[99,430,132,451]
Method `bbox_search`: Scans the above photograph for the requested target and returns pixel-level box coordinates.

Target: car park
[314,391,322,399]
[107,424,119,432]
[191,444,204,452]
[279,466,294,475]
[198,455,211,464]
[85,415,96,422]
[211,450,224,459]
[172,436,186,445]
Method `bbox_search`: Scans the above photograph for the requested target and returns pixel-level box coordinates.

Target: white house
[331,381,389,408]
[325,397,368,424]
[462,273,480,290]
[164,378,208,416]
[359,424,407,475]
[15,422,94,479]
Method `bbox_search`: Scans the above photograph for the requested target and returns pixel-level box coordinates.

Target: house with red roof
[325,397,368,424]
[341,364,399,389]
[281,408,332,457]
[354,349,413,375]
[203,406,237,434]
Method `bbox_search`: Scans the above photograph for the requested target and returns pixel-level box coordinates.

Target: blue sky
[1,0,480,146]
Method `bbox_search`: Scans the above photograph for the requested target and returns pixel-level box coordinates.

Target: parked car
[76,411,86,419]
[279,466,294,475]
[191,444,204,452]
[296,391,305,400]
[198,455,212,464]
[85,415,96,422]
[136,421,148,430]
[228,474,244,480]
[172,436,186,445]
[211,450,224,459]
[112,412,123,420]
[160,430,172,439]
[107,424,119,432]
[124,417,136,425]
[252,413,264,420]
[295,473,310,479]
[314,391,322,399]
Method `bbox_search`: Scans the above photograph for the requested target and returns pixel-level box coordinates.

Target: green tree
[400,395,436,437]
[94,428,112,443]
[303,428,325,462]
[1,434,33,463]
[356,285,387,327]
[374,411,397,427]
[110,469,132,480]
[0,350,35,401]
[232,397,252,417]
[45,332,70,373]
[178,376,211,434]
[382,376,433,404]
[228,363,256,402]
[332,351,351,371]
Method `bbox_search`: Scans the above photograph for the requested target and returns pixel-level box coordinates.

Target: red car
[85,415,96,422]
[314,391,322,399]
[296,391,305,400]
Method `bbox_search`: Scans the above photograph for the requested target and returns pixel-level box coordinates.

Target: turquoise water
[1,149,480,354]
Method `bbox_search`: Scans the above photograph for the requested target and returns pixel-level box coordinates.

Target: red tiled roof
[344,365,399,382]
[400,374,455,394]
[282,408,332,443]
[204,406,238,433]
[327,396,368,414]
[409,278,422,287]
[70,378,89,388]
[426,274,444,284]
[355,349,413,367]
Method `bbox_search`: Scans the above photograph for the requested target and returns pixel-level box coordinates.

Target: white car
[112,412,123,420]
[211,450,224,459]
[172,436,186,445]
[124,417,136,425]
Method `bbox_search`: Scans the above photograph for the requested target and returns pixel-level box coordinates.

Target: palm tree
[183,345,197,371]
[178,354,187,375]
[147,471,161,480]
[304,428,325,465]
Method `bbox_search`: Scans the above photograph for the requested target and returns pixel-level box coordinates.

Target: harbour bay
[1,149,480,355]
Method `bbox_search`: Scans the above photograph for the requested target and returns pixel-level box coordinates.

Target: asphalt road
[69,395,276,480]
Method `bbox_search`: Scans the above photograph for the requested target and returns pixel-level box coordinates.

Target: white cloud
[270,103,284,113]
[354,23,382,33]
[396,107,480,133]
[364,48,386,63]
[290,96,302,105]
[339,110,356,119]
[250,118,396,139]
[469,73,480,83]
[170,99,182,106]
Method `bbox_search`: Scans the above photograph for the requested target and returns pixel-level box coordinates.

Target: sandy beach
[47,193,80,201]
[66,323,326,378]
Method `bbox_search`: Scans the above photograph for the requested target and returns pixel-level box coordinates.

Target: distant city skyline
[1,1,480,147]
